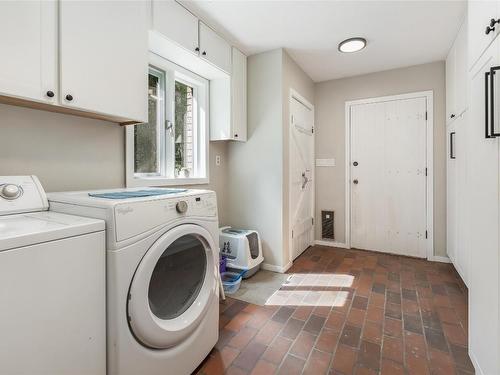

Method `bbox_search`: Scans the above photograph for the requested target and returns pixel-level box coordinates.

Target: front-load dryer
[48,188,219,375]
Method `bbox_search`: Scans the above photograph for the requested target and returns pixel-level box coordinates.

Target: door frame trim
[344,90,434,260]
[289,88,315,264]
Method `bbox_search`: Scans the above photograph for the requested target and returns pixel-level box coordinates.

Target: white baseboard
[469,349,485,375]
[428,255,451,263]
[261,261,292,274]
[314,240,349,249]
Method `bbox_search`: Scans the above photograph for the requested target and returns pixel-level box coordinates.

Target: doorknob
[353,161,359,166]
[353,179,359,184]
[301,172,309,189]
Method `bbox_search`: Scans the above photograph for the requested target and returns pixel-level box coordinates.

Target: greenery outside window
[126,55,209,187]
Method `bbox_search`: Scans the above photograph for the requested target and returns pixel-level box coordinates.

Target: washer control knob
[176,201,188,213]
[0,184,21,200]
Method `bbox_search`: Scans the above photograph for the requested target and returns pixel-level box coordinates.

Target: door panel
[59,0,148,122]
[350,97,427,257]
[467,39,500,375]
[0,0,57,103]
[152,0,199,55]
[199,22,231,73]
[290,96,314,260]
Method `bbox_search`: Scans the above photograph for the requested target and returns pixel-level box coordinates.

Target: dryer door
[127,224,217,349]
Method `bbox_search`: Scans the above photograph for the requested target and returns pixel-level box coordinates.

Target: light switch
[316,158,336,167]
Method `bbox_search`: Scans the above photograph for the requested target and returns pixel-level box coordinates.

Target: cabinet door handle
[195,47,200,52]
[202,51,207,56]
[450,114,455,119]
[486,25,496,35]
[46,90,55,98]
[65,94,73,102]
[489,66,500,137]
[450,131,456,159]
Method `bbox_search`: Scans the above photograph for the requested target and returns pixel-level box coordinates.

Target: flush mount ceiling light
[338,37,367,53]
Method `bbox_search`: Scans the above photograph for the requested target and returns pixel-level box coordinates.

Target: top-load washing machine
[48,188,219,375]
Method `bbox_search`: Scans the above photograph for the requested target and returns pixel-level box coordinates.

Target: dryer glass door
[148,234,206,320]
[127,224,217,349]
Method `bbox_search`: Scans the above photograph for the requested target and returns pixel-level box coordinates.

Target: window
[126,56,208,187]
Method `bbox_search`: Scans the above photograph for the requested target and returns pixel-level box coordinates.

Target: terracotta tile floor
[196,246,473,375]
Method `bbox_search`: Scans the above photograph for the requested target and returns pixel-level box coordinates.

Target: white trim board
[344,90,435,261]
[261,261,293,274]
[314,240,349,249]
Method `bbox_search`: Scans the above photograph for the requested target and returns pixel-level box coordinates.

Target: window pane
[134,73,161,174]
[175,81,194,178]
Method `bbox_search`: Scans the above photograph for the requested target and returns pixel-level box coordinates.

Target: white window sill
[126,176,209,188]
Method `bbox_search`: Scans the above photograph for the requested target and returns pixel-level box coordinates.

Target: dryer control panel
[114,192,218,242]
[0,176,48,216]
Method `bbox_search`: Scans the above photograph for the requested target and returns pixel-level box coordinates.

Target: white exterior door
[290,95,314,261]
[350,97,427,257]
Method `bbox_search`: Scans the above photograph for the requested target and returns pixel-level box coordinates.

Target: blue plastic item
[88,189,187,199]
[221,272,243,294]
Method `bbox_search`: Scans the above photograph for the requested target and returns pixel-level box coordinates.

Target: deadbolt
[353,179,359,184]
[353,161,359,166]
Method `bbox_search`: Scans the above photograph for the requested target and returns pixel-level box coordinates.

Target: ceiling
[181,0,466,82]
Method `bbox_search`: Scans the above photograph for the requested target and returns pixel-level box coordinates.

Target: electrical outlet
[215,155,221,166]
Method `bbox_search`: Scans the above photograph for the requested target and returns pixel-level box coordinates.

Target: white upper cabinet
[59,1,148,123]
[455,18,468,115]
[0,1,57,104]
[231,48,247,141]
[199,22,232,74]
[152,0,199,55]
[468,0,500,69]
[446,44,456,122]
[446,17,468,123]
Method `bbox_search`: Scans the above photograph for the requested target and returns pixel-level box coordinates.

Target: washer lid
[0,212,104,252]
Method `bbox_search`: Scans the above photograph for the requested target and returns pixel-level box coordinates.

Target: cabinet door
[199,22,231,73]
[59,1,148,123]
[467,39,500,375]
[231,48,247,142]
[454,113,468,285]
[455,18,468,115]
[446,122,457,264]
[152,0,199,55]
[0,1,57,103]
[468,0,499,69]
[446,44,456,123]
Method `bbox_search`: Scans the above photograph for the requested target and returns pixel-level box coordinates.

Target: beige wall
[0,103,229,224]
[282,51,315,266]
[227,49,284,267]
[314,61,447,257]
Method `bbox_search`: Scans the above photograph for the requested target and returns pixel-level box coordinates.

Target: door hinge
[292,230,294,239]
[425,111,428,121]
[425,230,428,239]
[312,218,314,226]
[312,126,314,134]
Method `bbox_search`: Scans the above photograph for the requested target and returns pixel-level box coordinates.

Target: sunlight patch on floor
[283,273,354,288]
[264,273,352,307]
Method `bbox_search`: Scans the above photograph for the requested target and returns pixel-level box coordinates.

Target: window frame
[126,53,209,187]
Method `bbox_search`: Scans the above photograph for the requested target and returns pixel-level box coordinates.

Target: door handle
[450,132,456,159]
[353,179,359,185]
[301,172,309,189]
[489,66,500,137]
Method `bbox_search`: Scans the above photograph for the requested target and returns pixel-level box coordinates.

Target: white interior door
[290,95,314,260]
[350,97,427,257]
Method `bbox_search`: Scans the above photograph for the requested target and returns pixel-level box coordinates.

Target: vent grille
[321,210,334,240]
